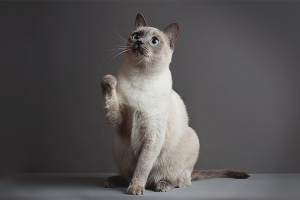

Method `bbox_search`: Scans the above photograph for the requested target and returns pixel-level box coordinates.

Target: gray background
[1,1,300,177]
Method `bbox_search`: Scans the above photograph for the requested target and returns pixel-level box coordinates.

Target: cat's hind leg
[155,180,176,192]
[104,175,129,188]
[177,169,192,188]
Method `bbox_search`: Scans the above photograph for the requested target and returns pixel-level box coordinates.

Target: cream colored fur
[101,14,248,195]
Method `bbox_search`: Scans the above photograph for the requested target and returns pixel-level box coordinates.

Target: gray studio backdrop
[1,1,300,177]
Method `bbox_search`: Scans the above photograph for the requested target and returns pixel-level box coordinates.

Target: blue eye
[132,33,140,40]
[151,37,159,45]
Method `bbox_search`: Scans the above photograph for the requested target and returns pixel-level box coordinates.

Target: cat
[100,13,249,195]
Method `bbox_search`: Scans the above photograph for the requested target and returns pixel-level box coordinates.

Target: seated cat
[101,13,249,195]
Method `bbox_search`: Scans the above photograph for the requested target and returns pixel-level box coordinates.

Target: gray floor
[0,173,299,200]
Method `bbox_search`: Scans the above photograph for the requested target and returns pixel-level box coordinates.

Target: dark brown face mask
[133,13,179,48]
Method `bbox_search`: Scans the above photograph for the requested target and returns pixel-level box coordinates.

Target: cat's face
[125,14,179,70]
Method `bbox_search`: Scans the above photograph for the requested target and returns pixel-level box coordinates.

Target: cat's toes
[101,75,117,92]
[104,176,117,188]
[155,181,174,192]
[104,176,128,188]
[126,185,145,195]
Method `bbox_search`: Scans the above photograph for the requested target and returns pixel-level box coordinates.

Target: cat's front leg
[101,75,121,131]
[126,139,162,195]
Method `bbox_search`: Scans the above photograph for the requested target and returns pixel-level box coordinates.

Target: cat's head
[125,13,179,70]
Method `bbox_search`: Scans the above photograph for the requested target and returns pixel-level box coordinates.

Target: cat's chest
[117,88,169,129]
[116,72,171,138]
[117,78,170,108]
[119,103,164,135]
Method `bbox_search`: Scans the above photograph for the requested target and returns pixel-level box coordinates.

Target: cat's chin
[132,49,146,57]
[126,51,149,64]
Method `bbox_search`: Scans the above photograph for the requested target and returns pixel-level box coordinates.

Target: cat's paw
[104,176,117,188]
[101,75,117,92]
[155,181,174,192]
[126,185,145,195]
[104,176,128,188]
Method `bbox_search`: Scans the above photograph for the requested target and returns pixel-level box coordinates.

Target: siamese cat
[101,13,249,195]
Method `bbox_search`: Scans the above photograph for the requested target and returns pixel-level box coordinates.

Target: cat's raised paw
[101,75,117,92]
[155,181,174,192]
[126,185,145,195]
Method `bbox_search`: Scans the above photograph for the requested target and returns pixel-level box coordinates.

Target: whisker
[116,41,132,49]
[97,48,127,72]
[106,47,128,51]
[118,39,127,45]
[114,29,128,44]
[109,48,131,62]
[135,55,145,66]
[115,45,128,48]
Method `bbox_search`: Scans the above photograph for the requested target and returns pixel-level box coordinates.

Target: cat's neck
[116,58,173,101]
[118,58,172,84]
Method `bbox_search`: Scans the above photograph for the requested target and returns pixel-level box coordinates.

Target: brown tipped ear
[163,23,179,46]
[134,13,147,30]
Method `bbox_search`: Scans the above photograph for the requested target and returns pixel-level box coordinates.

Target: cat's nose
[136,40,143,46]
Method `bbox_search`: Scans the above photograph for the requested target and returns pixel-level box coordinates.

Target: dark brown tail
[191,169,250,181]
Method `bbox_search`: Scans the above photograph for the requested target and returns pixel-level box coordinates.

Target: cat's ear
[134,13,148,30]
[163,23,179,46]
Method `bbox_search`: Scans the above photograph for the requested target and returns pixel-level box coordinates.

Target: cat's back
[162,89,199,158]
[168,89,189,127]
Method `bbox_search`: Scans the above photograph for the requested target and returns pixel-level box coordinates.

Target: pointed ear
[134,13,148,30]
[163,23,179,46]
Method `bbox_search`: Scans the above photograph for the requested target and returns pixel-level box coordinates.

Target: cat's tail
[191,169,250,181]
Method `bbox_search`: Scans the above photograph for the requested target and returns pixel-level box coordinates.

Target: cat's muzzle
[132,41,144,55]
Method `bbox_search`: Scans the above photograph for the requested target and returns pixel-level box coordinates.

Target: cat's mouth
[132,44,145,56]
